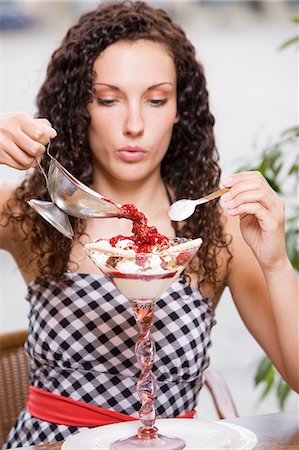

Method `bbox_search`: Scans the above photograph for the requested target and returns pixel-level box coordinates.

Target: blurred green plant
[238,17,298,409]
[238,126,299,272]
[239,126,298,410]
[278,17,299,50]
[254,355,293,410]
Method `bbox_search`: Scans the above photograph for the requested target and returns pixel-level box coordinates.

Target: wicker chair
[0,330,29,446]
[0,330,238,446]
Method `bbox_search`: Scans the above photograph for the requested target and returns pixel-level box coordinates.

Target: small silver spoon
[168,187,230,221]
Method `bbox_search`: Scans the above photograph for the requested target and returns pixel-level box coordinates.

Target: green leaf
[254,357,273,385]
[286,216,299,226]
[257,159,268,176]
[277,379,291,410]
[259,368,275,400]
[291,17,299,24]
[281,126,299,137]
[288,163,299,176]
[279,36,299,51]
[264,177,281,193]
[290,250,299,272]
[273,162,283,177]
[285,226,299,272]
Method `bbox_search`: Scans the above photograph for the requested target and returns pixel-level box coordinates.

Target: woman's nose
[123,105,144,137]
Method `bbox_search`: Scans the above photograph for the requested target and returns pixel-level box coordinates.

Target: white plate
[61,418,258,450]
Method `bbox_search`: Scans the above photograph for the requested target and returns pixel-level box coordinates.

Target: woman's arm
[223,172,298,393]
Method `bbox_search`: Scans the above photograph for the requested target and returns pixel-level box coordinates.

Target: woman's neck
[85,166,174,240]
[91,168,167,213]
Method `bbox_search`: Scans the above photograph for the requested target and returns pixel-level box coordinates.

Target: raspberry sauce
[109,204,171,253]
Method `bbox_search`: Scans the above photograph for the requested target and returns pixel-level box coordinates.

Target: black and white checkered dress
[5,272,216,448]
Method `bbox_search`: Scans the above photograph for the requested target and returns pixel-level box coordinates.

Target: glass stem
[132,300,157,440]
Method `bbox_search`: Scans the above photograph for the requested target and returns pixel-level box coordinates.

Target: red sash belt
[26,385,196,427]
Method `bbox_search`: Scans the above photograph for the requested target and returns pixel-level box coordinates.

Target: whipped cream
[85,237,202,275]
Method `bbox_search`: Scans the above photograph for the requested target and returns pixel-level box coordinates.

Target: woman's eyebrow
[147,82,174,90]
[93,82,174,90]
[93,83,121,91]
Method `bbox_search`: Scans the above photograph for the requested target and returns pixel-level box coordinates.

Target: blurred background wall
[1,0,298,418]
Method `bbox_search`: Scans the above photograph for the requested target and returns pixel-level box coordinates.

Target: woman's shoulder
[221,211,253,261]
[191,212,236,306]
[206,212,245,304]
[0,182,35,276]
[0,182,21,249]
[221,209,238,234]
[221,211,266,290]
[1,181,18,204]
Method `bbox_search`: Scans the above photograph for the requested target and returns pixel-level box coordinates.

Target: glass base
[110,433,186,449]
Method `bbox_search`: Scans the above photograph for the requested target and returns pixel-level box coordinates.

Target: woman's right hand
[0,112,57,170]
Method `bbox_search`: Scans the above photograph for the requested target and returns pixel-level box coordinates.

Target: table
[15,410,299,450]
[224,410,298,449]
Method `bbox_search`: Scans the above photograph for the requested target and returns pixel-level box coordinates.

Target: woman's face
[87,39,178,183]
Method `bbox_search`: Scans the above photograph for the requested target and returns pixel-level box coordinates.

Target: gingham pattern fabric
[5,272,216,449]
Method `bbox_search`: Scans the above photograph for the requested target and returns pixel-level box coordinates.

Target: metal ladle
[28,144,122,239]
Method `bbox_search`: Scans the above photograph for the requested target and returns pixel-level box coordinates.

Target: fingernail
[222,176,234,187]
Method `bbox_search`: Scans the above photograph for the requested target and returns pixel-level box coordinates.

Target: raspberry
[176,252,190,266]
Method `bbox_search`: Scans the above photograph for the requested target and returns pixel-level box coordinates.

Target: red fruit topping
[112,203,172,253]
[110,235,126,247]
[176,252,191,266]
[136,254,150,269]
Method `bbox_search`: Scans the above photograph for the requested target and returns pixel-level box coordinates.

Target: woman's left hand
[222,171,286,271]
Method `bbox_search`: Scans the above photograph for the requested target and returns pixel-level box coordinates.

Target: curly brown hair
[5,0,231,288]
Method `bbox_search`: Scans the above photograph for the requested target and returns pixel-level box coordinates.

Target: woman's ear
[174,112,180,124]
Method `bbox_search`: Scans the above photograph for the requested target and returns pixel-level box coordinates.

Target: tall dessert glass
[85,236,202,450]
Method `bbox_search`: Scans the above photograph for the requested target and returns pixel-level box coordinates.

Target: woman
[0,1,298,448]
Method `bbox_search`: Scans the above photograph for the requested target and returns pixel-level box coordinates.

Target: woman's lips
[116,146,147,162]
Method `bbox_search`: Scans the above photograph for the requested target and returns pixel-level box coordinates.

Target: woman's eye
[96,98,116,106]
[149,99,167,107]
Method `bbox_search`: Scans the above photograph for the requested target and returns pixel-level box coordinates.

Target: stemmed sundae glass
[85,236,202,450]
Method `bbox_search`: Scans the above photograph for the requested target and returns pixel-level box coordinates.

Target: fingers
[222,171,285,226]
[222,171,269,191]
[223,185,277,212]
[0,133,35,170]
[20,116,57,145]
[226,202,282,233]
[0,112,57,170]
